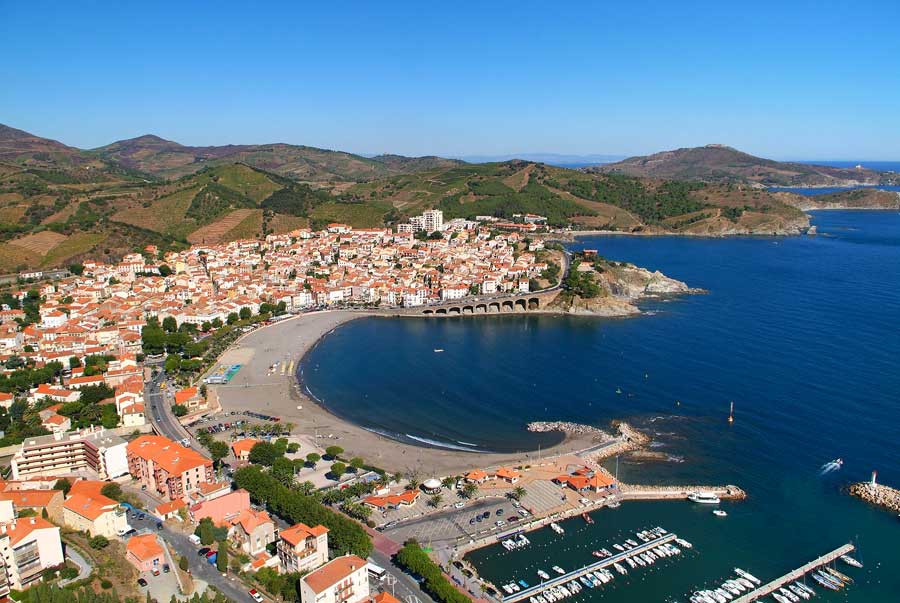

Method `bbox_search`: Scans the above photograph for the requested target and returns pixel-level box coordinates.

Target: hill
[589,144,897,187]
[92,135,463,181]
[343,160,810,235]
[780,188,900,211]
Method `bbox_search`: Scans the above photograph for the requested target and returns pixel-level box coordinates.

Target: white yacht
[689,491,722,504]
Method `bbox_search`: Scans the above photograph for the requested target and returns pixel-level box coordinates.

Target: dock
[731,543,855,603]
[502,533,677,603]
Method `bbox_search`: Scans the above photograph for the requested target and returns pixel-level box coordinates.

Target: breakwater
[848,481,900,513]
[618,483,746,500]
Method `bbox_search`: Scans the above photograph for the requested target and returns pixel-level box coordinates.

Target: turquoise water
[302,211,900,601]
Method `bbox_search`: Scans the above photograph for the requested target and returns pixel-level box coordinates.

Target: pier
[731,543,855,603]
[502,533,677,603]
[617,484,746,500]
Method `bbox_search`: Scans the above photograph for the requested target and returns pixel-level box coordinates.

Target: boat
[689,491,722,504]
[613,543,624,551]
[518,580,530,588]
[795,582,816,597]
[579,576,594,588]
[676,537,693,549]
[789,584,810,600]
[823,566,852,584]
[773,594,791,603]
[736,577,754,590]
[626,538,639,546]
[550,522,564,535]
[433,349,444,353]
[552,565,565,575]
[634,555,646,567]
[840,554,863,568]
[713,509,728,517]
[625,557,636,569]
[538,570,550,580]
[714,587,733,601]
[613,562,627,575]
[734,568,761,584]
[592,550,604,558]
[607,500,621,508]
[812,571,841,590]
[779,587,799,602]
[502,585,513,594]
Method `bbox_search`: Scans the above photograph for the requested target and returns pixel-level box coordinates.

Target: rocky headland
[848,481,900,514]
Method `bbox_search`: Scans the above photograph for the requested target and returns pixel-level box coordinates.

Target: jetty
[849,477,900,514]
[501,533,678,603]
[730,543,855,603]
[617,484,746,500]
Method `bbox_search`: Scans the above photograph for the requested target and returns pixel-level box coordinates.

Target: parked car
[163,564,170,573]
[454,502,465,509]
[152,568,160,576]
[137,578,148,587]
[249,589,264,602]
[496,508,504,516]
[198,547,211,557]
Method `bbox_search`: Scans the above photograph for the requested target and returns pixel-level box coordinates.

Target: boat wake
[820,458,843,475]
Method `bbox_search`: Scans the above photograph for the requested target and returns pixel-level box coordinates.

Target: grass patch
[41,232,106,267]
[309,200,392,228]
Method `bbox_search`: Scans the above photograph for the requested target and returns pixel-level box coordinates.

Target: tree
[211,317,223,329]
[208,440,229,466]
[178,555,189,572]
[100,482,123,501]
[69,356,81,369]
[461,483,478,499]
[325,445,343,459]
[441,476,455,489]
[428,494,443,508]
[54,478,71,495]
[330,462,346,477]
[239,307,251,320]
[172,404,188,417]
[272,457,296,487]
[216,542,228,573]
[89,535,110,549]
[226,312,239,325]
[297,481,316,496]
[305,452,320,467]
[349,457,364,471]
[510,486,527,501]
[198,518,216,545]
[164,354,181,373]
[248,441,281,466]
[162,316,178,333]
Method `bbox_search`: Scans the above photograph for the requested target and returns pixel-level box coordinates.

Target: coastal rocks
[848,481,900,514]
[527,421,613,441]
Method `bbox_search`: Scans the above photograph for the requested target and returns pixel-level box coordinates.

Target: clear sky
[3,1,899,160]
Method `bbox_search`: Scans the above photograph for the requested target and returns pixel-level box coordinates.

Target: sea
[301,210,900,602]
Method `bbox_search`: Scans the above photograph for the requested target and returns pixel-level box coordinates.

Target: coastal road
[145,367,205,454]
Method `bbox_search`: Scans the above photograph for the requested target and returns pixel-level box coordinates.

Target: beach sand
[213,311,603,477]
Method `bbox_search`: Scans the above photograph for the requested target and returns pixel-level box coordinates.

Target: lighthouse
[871,470,877,486]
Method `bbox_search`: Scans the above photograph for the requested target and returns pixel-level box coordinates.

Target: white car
[249,589,264,602]
[454,502,465,509]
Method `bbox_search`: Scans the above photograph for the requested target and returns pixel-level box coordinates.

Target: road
[159,523,254,603]
[59,543,92,586]
[145,365,205,453]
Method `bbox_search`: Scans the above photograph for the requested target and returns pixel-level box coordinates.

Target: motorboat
[538,570,550,580]
[689,491,722,504]
[713,509,728,517]
[552,565,565,575]
[734,568,761,584]
[840,555,863,568]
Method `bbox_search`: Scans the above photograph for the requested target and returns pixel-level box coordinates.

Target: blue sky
[2,1,899,159]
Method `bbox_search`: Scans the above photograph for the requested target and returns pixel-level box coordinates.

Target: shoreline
[212,310,609,476]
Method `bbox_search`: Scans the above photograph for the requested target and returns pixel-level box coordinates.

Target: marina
[500,530,681,603]
[724,544,856,603]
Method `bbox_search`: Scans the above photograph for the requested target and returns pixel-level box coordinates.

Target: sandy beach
[213,311,605,477]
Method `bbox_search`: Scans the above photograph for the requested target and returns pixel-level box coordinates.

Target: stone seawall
[848,481,900,513]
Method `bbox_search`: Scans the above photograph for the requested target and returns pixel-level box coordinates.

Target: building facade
[126,435,214,501]
[10,427,128,481]
[299,555,369,603]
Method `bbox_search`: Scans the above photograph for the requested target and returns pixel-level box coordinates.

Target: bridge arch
[528,297,540,310]
[514,299,527,311]
[502,300,514,312]
[488,302,500,313]
[462,305,474,314]
[449,306,461,315]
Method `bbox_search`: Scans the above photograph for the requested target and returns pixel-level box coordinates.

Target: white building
[11,427,129,481]
[299,555,369,603]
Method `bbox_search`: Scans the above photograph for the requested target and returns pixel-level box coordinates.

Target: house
[174,386,206,412]
[0,487,64,523]
[554,472,617,494]
[154,498,187,521]
[231,438,259,462]
[28,384,79,405]
[361,490,420,510]
[464,469,489,484]
[0,516,65,591]
[277,522,329,574]
[189,489,250,525]
[0,392,14,410]
[126,435,215,501]
[229,508,276,557]
[299,554,369,603]
[125,533,165,573]
[494,467,521,484]
[62,480,127,538]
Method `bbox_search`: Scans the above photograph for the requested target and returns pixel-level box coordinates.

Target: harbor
[727,544,857,603]
[499,528,683,603]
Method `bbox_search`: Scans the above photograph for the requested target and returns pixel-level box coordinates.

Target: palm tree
[441,476,455,489]
[297,481,315,496]
[428,494,443,508]
[461,483,478,499]
[510,486,527,501]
